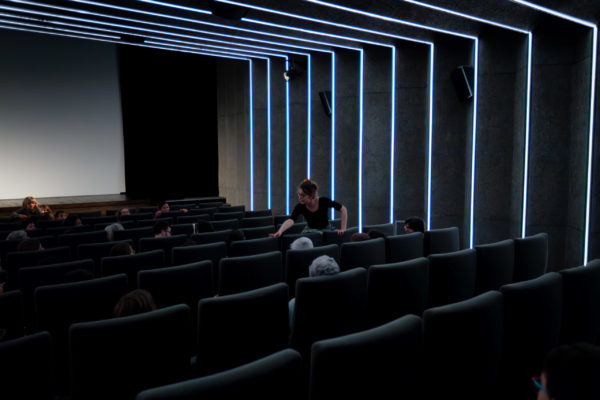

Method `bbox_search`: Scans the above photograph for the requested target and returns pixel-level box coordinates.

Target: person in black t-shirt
[270,179,347,237]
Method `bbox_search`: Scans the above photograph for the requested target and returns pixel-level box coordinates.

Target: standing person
[270,179,347,237]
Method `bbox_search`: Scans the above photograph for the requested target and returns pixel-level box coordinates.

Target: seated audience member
[64,214,83,227]
[289,255,341,328]
[64,269,94,282]
[113,289,157,317]
[23,219,37,231]
[367,229,387,239]
[404,216,425,234]
[54,210,67,221]
[105,222,124,241]
[153,221,172,238]
[38,204,54,219]
[226,230,245,252]
[110,242,135,257]
[17,238,43,252]
[535,343,600,400]
[351,232,370,242]
[290,236,314,250]
[11,196,43,220]
[195,220,214,234]
[154,201,187,219]
[116,208,130,221]
[6,230,28,241]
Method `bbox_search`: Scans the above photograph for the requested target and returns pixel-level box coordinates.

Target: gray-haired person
[290,236,314,250]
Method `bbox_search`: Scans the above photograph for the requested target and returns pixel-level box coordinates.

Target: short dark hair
[404,217,425,233]
[64,214,81,227]
[157,201,168,210]
[299,179,318,197]
[195,220,214,233]
[110,242,135,257]
[367,229,387,239]
[114,289,156,317]
[153,221,170,235]
[64,269,94,282]
[17,238,41,252]
[544,343,600,400]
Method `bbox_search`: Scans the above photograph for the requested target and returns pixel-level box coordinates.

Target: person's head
[23,219,36,231]
[113,289,156,317]
[404,217,425,234]
[105,223,124,241]
[297,179,318,205]
[39,204,52,214]
[64,214,82,227]
[290,236,314,250]
[195,220,214,234]
[54,210,67,221]
[6,230,28,241]
[157,201,170,213]
[17,238,42,252]
[536,344,600,400]
[309,255,340,277]
[22,196,38,211]
[64,268,94,282]
[110,242,135,256]
[116,208,130,220]
[153,221,171,237]
[351,232,370,242]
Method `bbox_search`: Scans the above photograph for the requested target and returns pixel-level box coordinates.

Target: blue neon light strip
[389,46,396,223]
[426,44,434,231]
[145,39,288,58]
[307,53,312,179]
[285,58,291,215]
[267,58,272,210]
[522,33,533,237]
[358,49,364,232]
[0,17,120,38]
[249,59,254,211]
[469,39,479,248]
[330,52,336,220]
[137,0,212,14]
[510,0,597,263]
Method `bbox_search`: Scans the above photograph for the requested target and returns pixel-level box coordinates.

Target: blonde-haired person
[270,179,347,237]
[11,196,45,220]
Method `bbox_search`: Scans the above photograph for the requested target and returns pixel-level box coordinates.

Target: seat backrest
[70,304,191,400]
[137,217,172,228]
[363,223,395,236]
[368,258,429,327]
[500,272,562,396]
[241,215,274,228]
[285,244,340,299]
[58,230,109,253]
[513,232,548,282]
[310,315,423,400]
[0,289,24,340]
[77,240,134,275]
[172,242,227,289]
[176,214,210,224]
[340,238,386,271]
[191,229,232,245]
[291,268,368,361]
[386,232,424,263]
[218,205,245,213]
[245,209,273,218]
[321,227,358,246]
[5,246,71,289]
[423,291,504,398]
[277,222,307,234]
[559,260,600,345]
[171,223,194,236]
[427,248,476,308]
[424,227,459,256]
[81,215,117,226]
[139,235,188,266]
[112,227,154,250]
[0,331,54,400]
[229,237,279,257]
[136,348,303,400]
[213,211,245,221]
[210,219,240,231]
[196,283,290,376]
[240,225,276,239]
[101,250,165,290]
[218,251,283,296]
[475,238,515,294]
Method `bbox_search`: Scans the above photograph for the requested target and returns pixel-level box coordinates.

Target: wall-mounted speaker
[319,90,332,117]
[451,65,474,102]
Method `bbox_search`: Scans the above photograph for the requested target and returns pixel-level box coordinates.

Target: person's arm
[270,218,295,238]
[337,205,348,236]
[11,210,27,220]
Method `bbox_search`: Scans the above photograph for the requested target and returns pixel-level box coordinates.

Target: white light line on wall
[522,32,533,238]
[249,59,254,211]
[468,39,479,248]
[426,44,434,230]
[137,0,212,14]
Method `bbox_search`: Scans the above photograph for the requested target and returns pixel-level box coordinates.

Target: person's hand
[154,210,162,218]
[181,208,188,213]
[336,229,345,236]
[269,231,282,238]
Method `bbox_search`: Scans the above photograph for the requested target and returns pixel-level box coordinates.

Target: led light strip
[2,0,342,215]
[509,0,597,264]
[137,0,212,14]
[307,0,478,245]
[403,0,533,242]
[249,59,254,210]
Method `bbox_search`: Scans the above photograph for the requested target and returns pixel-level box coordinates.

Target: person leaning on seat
[270,179,347,238]
[11,196,47,220]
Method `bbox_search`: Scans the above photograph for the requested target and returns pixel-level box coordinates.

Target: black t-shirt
[290,197,342,229]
